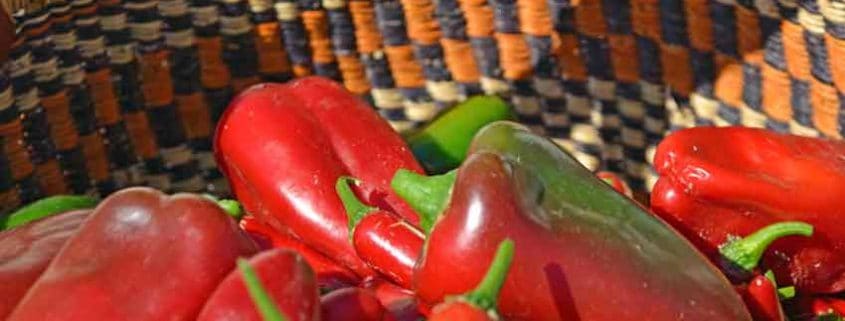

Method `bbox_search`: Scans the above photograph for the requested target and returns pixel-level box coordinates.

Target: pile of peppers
[2,77,844,321]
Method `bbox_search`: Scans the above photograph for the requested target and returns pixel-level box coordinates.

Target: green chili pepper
[407,96,514,173]
[2,195,98,230]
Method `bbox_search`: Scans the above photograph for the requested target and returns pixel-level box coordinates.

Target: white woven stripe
[426,81,461,102]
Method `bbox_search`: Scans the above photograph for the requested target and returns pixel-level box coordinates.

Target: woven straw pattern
[0,0,844,213]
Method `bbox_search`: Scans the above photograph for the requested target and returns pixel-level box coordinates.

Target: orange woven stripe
[80,133,111,181]
[35,160,68,196]
[574,0,606,37]
[232,76,262,93]
[302,10,336,64]
[401,0,441,44]
[85,68,122,126]
[736,6,761,57]
[497,33,533,80]
[714,52,739,74]
[196,37,232,89]
[0,188,20,212]
[139,50,175,107]
[123,111,159,159]
[41,91,80,151]
[255,21,292,75]
[293,65,313,77]
[72,2,97,16]
[661,44,694,95]
[810,77,841,138]
[384,45,426,87]
[825,33,845,93]
[176,92,213,139]
[782,21,811,81]
[630,0,661,41]
[713,61,743,107]
[441,38,480,82]
[349,1,384,54]
[24,22,50,39]
[460,0,495,37]
[337,55,372,95]
[761,62,792,122]
[609,34,639,83]
[0,120,34,180]
[519,0,553,36]
[684,0,713,51]
[556,34,587,81]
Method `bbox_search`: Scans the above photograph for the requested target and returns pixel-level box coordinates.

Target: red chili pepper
[320,287,395,321]
[7,188,259,321]
[336,177,424,289]
[740,274,787,321]
[215,78,424,279]
[651,126,845,293]
[197,249,320,321]
[361,278,427,321]
[428,239,514,321]
[401,122,751,321]
[240,215,359,290]
[596,171,632,198]
[0,210,90,319]
[811,298,845,319]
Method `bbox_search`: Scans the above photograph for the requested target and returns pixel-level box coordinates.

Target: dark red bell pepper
[7,187,258,321]
[651,126,845,293]
[320,287,395,321]
[197,249,320,321]
[215,78,423,279]
[240,215,359,290]
[336,177,424,289]
[0,209,90,319]
[402,121,751,321]
[428,239,514,321]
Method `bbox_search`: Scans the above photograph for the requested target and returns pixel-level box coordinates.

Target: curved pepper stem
[464,239,515,311]
[238,258,290,321]
[2,195,98,230]
[390,169,456,233]
[203,194,244,220]
[336,177,378,239]
[719,221,814,273]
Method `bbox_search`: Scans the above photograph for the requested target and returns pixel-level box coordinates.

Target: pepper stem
[238,258,290,321]
[719,221,813,273]
[336,177,377,239]
[464,239,515,311]
[203,194,244,220]
[390,169,456,233]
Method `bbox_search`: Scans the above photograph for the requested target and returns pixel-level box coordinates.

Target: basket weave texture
[0,0,842,213]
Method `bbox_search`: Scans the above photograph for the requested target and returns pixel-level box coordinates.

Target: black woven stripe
[545,97,566,113]
[460,82,483,96]
[328,9,357,55]
[604,0,631,34]
[205,87,233,123]
[511,78,536,95]
[163,13,193,31]
[169,159,200,180]
[399,87,431,102]
[0,141,14,191]
[57,146,92,194]
[95,178,119,195]
[659,0,688,46]
[435,0,467,40]
[581,36,613,80]
[414,43,452,82]
[490,0,519,33]
[111,62,147,113]
[469,37,501,77]
[313,62,342,81]
[252,10,276,23]
[717,103,741,125]
[549,0,575,33]
[67,85,99,135]
[362,54,396,88]
[616,82,639,100]
[170,47,203,94]
[189,137,213,152]
[102,122,139,168]
[528,36,558,78]
[375,0,410,46]
[690,49,714,96]
[763,30,787,70]
[791,79,812,126]
[742,62,762,110]
[21,108,57,164]
[143,156,168,174]
[711,2,739,57]
[223,34,260,78]
[17,174,43,203]
[804,31,833,84]
[379,107,408,121]
[637,36,662,84]
[146,105,188,148]
[280,20,312,65]
[764,119,790,133]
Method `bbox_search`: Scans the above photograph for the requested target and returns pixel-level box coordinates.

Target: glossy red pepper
[197,249,320,321]
[0,210,90,319]
[320,287,395,321]
[596,171,632,198]
[651,126,845,293]
[404,122,751,321]
[811,298,845,319]
[428,239,514,321]
[215,78,423,279]
[7,188,258,321]
[740,274,787,321]
[240,215,359,290]
[336,177,424,289]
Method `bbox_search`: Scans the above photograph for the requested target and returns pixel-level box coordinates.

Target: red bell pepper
[215,78,423,279]
[240,215,359,290]
[651,126,845,293]
[402,121,751,321]
[320,287,395,321]
[336,177,424,289]
[197,249,320,321]
[428,239,514,321]
[0,209,90,319]
[7,188,258,321]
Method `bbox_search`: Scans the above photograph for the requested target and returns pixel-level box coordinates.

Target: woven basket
[0,0,841,214]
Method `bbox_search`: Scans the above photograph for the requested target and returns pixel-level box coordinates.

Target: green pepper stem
[719,221,814,272]
[2,195,98,230]
[464,239,515,311]
[390,169,456,233]
[238,258,290,321]
[203,194,244,220]
[336,177,377,239]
